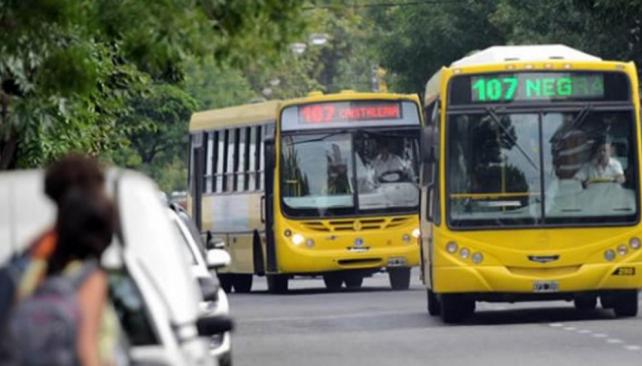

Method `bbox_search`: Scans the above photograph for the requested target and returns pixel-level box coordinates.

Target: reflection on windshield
[447,110,638,228]
[281,130,419,216]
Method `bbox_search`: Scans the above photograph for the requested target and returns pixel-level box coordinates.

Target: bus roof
[451,45,601,67]
[189,99,281,132]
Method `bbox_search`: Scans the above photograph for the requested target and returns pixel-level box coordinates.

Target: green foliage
[0,0,307,171]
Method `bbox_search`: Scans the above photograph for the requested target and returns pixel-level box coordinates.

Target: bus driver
[574,139,625,188]
[372,139,415,183]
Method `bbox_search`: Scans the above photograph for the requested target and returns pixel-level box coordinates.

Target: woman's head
[44,154,105,205]
[52,189,115,270]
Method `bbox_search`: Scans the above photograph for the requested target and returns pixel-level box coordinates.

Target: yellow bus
[420,45,642,322]
[189,91,422,293]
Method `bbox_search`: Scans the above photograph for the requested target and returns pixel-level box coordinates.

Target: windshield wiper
[485,107,539,172]
[549,104,593,143]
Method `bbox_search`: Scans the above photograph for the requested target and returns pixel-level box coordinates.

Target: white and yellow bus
[420,45,642,322]
[189,91,422,293]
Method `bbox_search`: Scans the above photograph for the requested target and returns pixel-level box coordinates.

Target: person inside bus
[574,138,625,188]
[372,139,415,184]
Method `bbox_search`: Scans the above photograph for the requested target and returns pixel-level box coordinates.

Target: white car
[168,205,233,366]
[0,169,231,366]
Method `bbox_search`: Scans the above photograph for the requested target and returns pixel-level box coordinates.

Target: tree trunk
[0,91,17,170]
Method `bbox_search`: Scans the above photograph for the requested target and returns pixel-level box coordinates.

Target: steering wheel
[377,170,410,184]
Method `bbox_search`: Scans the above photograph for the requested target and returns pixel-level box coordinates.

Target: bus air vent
[338,258,382,266]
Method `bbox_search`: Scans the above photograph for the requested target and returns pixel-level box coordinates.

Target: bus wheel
[388,267,411,290]
[427,289,440,316]
[344,275,363,289]
[574,295,597,311]
[323,273,343,291]
[613,291,638,317]
[267,274,288,294]
[218,274,233,293]
[233,274,253,293]
[440,294,474,324]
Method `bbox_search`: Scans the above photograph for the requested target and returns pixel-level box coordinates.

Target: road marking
[592,333,608,338]
[549,323,564,327]
[606,339,623,344]
[577,329,592,334]
[240,309,415,323]
[623,345,641,351]
[563,326,576,331]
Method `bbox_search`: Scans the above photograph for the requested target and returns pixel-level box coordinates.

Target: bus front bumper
[277,244,420,274]
[433,262,642,295]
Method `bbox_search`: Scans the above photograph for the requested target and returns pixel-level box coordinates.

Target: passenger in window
[326,144,351,194]
[574,138,625,188]
[372,139,415,184]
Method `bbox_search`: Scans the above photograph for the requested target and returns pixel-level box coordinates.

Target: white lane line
[564,327,577,331]
[549,323,564,327]
[623,345,641,351]
[592,333,608,338]
[240,309,411,323]
[607,339,623,344]
[577,329,592,334]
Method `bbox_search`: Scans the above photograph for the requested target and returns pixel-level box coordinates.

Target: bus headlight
[459,248,470,259]
[411,228,421,239]
[471,252,484,264]
[446,242,458,254]
[604,249,616,261]
[630,237,641,250]
[617,244,628,256]
[402,234,411,243]
[292,234,305,246]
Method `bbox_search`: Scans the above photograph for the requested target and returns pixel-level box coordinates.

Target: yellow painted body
[421,60,642,294]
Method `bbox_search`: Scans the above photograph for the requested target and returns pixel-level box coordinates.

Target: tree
[0,0,307,170]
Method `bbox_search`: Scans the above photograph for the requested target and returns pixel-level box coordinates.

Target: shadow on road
[457,306,616,326]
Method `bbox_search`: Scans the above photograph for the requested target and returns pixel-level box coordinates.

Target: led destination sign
[449,72,629,105]
[472,73,604,102]
[298,102,401,124]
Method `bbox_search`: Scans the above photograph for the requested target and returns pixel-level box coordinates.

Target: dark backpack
[5,261,98,366]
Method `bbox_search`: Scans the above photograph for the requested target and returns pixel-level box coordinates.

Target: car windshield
[281,129,419,217]
[447,109,638,228]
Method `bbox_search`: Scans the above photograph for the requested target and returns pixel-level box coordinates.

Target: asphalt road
[229,269,642,366]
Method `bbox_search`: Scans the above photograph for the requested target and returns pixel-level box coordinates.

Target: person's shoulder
[609,158,623,168]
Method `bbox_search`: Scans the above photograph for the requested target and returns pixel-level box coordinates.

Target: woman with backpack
[3,156,126,366]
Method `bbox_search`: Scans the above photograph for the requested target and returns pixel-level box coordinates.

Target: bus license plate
[533,280,559,293]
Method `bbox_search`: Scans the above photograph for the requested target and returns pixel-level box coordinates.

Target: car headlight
[604,249,616,261]
[630,237,641,250]
[411,228,421,239]
[459,247,470,259]
[471,252,484,264]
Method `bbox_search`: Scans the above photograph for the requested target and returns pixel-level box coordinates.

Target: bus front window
[281,133,355,215]
[354,130,419,211]
[446,110,638,228]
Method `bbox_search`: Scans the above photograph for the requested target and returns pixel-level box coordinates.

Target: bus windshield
[447,109,638,228]
[281,129,419,217]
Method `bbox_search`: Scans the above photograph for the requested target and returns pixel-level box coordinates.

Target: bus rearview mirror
[420,126,438,163]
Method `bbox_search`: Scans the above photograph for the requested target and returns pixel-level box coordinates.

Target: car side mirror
[420,126,438,163]
[206,231,225,250]
[196,315,234,336]
[206,249,230,269]
[197,277,219,302]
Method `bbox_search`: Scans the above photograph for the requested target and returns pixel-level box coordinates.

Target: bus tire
[323,273,343,291]
[344,275,363,289]
[218,274,233,293]
[440,294,474,324]
[388,267,411,290]
[574,294,597,311]
[267,274,288,294]
[613,291,638,317]
[427,289,440,316]
[232,274,253,293]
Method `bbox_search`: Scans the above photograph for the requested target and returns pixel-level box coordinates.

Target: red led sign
[298,102,401,124]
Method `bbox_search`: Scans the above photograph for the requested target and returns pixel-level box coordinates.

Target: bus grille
[301,216,411,232]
